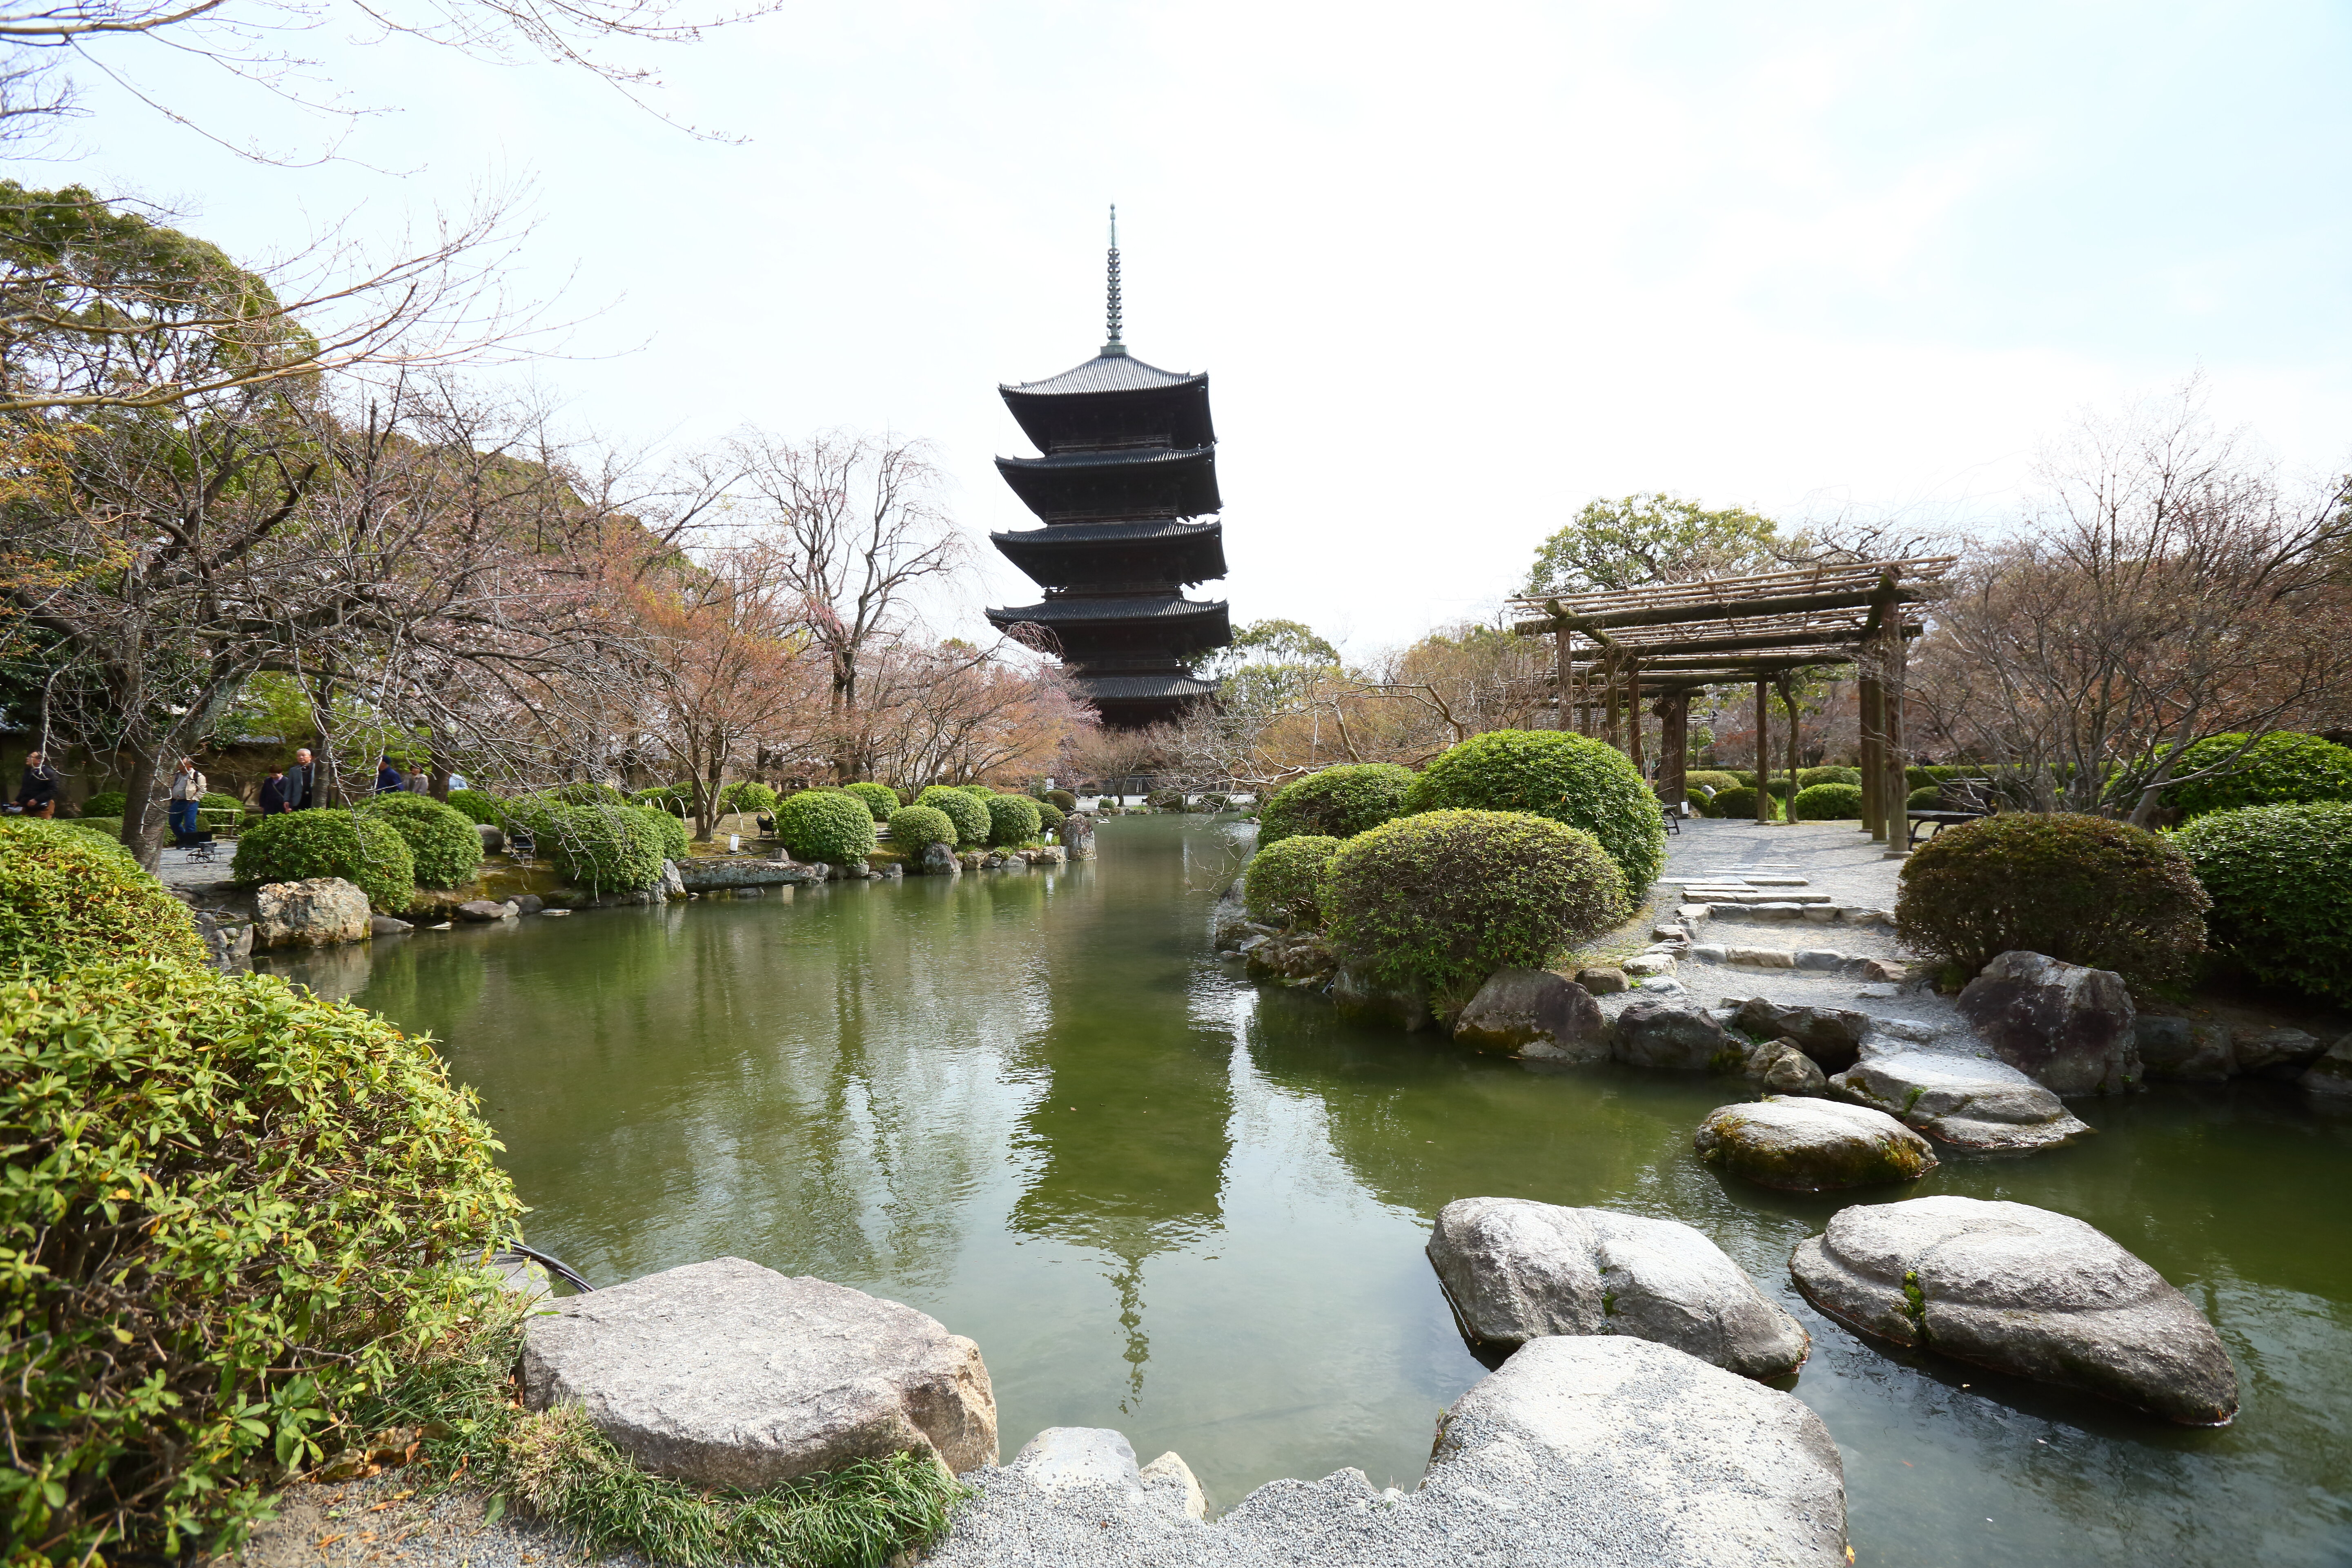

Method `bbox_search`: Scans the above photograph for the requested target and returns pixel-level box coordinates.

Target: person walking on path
[168,758,207,846]
[257,766,293,815]
[287,749,315,810]
[374,757,405,795]
[13,751,58,818]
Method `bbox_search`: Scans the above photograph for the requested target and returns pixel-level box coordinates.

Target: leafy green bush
[984,793,1043,847]
[1895,812,2208,984]
[507,798,664,894]
[958,783,994,796]
[360,794,484,889]
[1322,809,1628,1006]
[0,960,521,1563]
[1797,766,1860,788]
[198,790,245,816]
[0,819,203,973]
[552,781,627,806]
[78,789,127,818]
[1793,782,1865,820]
[2158,731,2352,818]
[637,804,690,862]
[1044,788,1077,813]
[843,781,901,821]
[2174,802,2352,1004]
[1706,785,1783,821]
[1907,784,1942,811]
[1403,731,1665,896]
[1257,764,1417,847]
[445,788,503,825]
[885,805,957,858]
[1244,835,1342,927]
[777,790,878,864]
[916,786,990,846]
[1907,764,1991,791]
[719,780,780,815]
[1034,800,1065,833]
[60,817,123,848]
[232,810,416,913]
[630,784,691,813]
[1685,771,1741,795]
[1728,770,1757,787]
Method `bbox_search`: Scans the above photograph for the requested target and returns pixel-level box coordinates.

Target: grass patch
[352,1287,968,1567]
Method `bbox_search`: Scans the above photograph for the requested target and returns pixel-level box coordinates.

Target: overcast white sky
[34,1,2352,653]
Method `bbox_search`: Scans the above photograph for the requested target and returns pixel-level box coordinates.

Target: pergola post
[1626,659,1646,777]
[1657,690,1689,806]
[1860,670,1884,840]
[1883,630,1909,857]
[1554,628,1572,731]
[1603,652,1623,751]
[1753,679,1771,824]
[1778,673,1802,826]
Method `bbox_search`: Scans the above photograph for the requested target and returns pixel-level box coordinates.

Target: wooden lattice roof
[1509,557,1957,666]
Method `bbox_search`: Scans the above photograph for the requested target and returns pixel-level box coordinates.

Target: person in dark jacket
[374,757,405,795]
[287,748,315,810]
[13,751,58,818]
[257,766,293,815]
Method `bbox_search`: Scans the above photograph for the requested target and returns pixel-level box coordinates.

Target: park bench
[1905,780,1996,847]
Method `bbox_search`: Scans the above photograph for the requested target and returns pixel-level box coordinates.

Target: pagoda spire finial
[1102,203,1127,357]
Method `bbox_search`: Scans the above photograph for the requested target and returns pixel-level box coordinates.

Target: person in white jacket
[168,758,207,846]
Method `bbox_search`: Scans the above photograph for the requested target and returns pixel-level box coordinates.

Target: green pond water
[260,816,2352,1566]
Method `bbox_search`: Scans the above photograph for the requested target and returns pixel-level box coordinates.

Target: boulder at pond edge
[1696,1097,1937,1191]
[1452,968,1609,1061]
[1956,950,2139,1095]
[253,877,371,949]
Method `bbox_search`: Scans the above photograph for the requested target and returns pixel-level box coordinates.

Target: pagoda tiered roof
[990,519,1225,589]
[995,445,1221,521]
[1000,352,1215,454]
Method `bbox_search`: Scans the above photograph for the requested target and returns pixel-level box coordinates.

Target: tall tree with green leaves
[1525,492,1786,594]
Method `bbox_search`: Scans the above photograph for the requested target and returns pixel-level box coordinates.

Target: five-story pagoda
[986,209,1230,728]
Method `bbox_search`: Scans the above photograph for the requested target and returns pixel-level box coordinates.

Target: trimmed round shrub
[1728,770,1758,787]
[445,787,503,825]
[630,784,691,813]
[844,781,901,821]
[777,789,879,864]
[2174,802,2352,1004]
[638,804,690,862]
[958,783,995,796]
[1895,812,2208,985]
[1797,766,1861,789]
[1403,731,1665,896]
[1045,788,1077,813]
[507,798,663,894]
[198,789,245,816]
[1244,835,1342,927]
[361,794,484,888]
[1323,810,1629,1004]
[1034,800,1065,833]
[886,805,957,858]
[984,793,1043,847]
[552,780,626,806]
[1257,764,1417,847]
[916,786,991,846]
[233,809,416,913]
[1907,784,1942,811]
[0,959,519,1563]
[1793,782,1865,820]
[718,780,780,815]
[1685,771,1741,795]
[2159,731,2352,818]
[1707,785,1782,821]
[0,818,203,972]
[78,789,128,818]
[62,817,123,846]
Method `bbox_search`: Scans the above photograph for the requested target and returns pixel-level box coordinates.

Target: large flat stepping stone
[1696,1097,1938,1191]
[1791,1196,2238,1425]
[1831,1048,2093,1153]
[1428,1197,1809,1379]
[520,1256,997,1488]
[927,1338,1846,1567]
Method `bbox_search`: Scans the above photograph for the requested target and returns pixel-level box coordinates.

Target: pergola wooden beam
[1513,585,1934,638]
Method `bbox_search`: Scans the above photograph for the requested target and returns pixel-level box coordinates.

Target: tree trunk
[121,751,168,871]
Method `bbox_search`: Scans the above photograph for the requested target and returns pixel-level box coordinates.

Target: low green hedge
[777,790,878,865]
[1793,782,1865,820]
[984,794,1042,848]
[1044,788,1078,813]
[1895,812,2208,985]
[0,819,204,973]
[1797,766,1860,789]
[916,787,990,846]
[885,805,957,858]
[0,959,520,1563]
[1907,784,1942,810]
[507,799,664,894]
[2174,801,2352,1004]
[2159,731,2352,818]
[1403,731,1665,897]
[232,810,416,913]
[1244,835,1342,927]
[361,794,484,889]
[1322,809,1628,1006]
[1685,771,1742,795]
[844,782,901,821]
[62,817,123,846]
[1257,764,1417,847]
[78,789,127,818]
[445,788,503,825]
[1034,801,1065,833]
[1709,785,1784,821]
[719,781,780,815]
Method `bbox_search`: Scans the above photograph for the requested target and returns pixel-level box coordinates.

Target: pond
[261,816,2352,1566]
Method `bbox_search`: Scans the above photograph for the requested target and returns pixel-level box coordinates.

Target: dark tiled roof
[1002,352,1203,396]
[994,445,1212,473]
[987,595,1230,625]
[1071,673,1220,700]
[989,519,1222,546]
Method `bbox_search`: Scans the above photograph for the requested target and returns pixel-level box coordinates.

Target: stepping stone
[1697,1097,1938,1191]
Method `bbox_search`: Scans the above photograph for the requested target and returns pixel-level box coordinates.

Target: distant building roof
[1070,673,1221,701]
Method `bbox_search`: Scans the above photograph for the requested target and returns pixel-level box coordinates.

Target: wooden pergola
[1508,558,1957,848]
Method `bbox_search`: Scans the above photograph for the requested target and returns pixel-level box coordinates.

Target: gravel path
[229,1473,622,1568]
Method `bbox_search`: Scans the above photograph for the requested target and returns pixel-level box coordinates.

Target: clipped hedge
[60,818,124,849]
[78,789,127,819]
[1034,800,1065,834]
[1709,785,1783,822]
[984,793,1043,848]
[1793,782,1865,820]
[508,798,664,894]
[2159,731,2352,819]
[1256,764,1417,848]
[1685,771,1742,795]
[1907,784,1942,811]
[0,960,520,1563]
[1244,835,1342,927]
[916,786,990,846]
[958,783,994,797]
[232,810,416,914]
[1044,788,1077,813]
[2174,801,2352,1004]
[445,788,503,825]
[1322,809,1628,1005]
[636,805,690,862]
[361,794,484,889]
[1895,812,2208,985]
[0,819,204,973]
[718,780,780,815]
[1797,766,1860,789]
[844,781,901,821]
[777,790,878,865]
[885,805,957,858]
[1403,731,1665,896]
